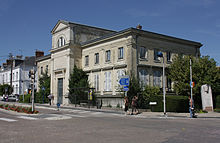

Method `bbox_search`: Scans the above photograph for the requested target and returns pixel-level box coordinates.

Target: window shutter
[109,72,111,91]
[97,74,99,91]
[104,72,107,91]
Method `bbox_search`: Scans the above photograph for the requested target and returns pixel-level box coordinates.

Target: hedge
[149,95,189,113]
[19,94,31,103]
[216,95,220,109]
[19,93,49,104]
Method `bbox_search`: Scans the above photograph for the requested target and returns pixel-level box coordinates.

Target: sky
[0,0,219,65]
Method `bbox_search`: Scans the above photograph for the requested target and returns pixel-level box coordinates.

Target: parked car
[0,96,3,101]
[8,95,19,102]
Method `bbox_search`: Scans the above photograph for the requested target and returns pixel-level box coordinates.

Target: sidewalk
[1,101,220,119]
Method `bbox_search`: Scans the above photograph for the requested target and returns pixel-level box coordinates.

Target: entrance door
[57,78,63,104]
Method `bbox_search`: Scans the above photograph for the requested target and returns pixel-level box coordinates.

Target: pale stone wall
[36,58,51,92]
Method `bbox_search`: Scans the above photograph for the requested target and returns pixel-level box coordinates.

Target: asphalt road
[0,109,220,143]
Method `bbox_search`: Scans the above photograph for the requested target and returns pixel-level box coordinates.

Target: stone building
[36,20,202,106]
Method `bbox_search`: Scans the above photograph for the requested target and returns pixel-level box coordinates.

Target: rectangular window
[85,55,89,66]
[118,47,124,59]
[104,71,111,91]
[154,49,159,61]
[13,73,15,81]
[94,74,99,91]
[139,69,148,87]
[41,67,43,74]
[94,53,99,64]
[140,47,147,59]
[106,50,111,62]
[153,71,161,87]
[46,65,48,73]
[117,69,125,85]
[167,52,171,62]
[16,72,18,80]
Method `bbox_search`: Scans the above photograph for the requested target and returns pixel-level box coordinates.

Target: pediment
[51,20,69,34]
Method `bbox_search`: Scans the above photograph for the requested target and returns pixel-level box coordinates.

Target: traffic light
[29,69,35,83]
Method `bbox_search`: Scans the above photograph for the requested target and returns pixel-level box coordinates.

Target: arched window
[57,37,65,47]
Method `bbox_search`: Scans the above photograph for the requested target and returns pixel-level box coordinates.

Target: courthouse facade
[37,20,202,106]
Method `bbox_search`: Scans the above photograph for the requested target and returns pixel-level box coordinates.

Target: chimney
[35,50,44,58]
[136,24,142,30]
[3,63,7,68]
[16,55,23,60]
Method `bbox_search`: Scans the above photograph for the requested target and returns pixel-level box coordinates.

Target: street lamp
[157,52,166,116]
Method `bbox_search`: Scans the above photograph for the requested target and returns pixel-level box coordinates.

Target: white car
[8,95,19,102]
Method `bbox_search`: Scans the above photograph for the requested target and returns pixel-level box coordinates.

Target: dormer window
[57,37,65,47]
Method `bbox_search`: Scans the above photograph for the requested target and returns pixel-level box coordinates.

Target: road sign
[123,86,129,91]
[190,82,195,88]
[119,76,130,86]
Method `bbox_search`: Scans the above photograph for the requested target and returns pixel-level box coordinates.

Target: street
[0,108,220,143]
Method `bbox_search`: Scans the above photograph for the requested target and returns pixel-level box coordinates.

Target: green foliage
[127,73,142,107]
[168,55,220,109]
[139,86,161,109]
[38,71,50,99]
[35,92,49,103]
[149,95,189,112]
[0,84,13,95]
[19,94,31,103]
[216,95,220,109]
[68,66,90,104]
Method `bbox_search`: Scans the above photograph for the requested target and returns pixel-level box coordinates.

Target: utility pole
[9,53,13,87]
[189,58,195,118]
[162,54,166,116]
[22,57,25,102]
[157,52,166,116]
[29,68,35,112]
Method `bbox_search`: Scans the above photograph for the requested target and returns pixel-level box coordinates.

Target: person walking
[48,94,52,106]
[131,96,138,115]
[124,96,129,114]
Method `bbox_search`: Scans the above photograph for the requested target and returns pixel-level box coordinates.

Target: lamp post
[157,52,166,116]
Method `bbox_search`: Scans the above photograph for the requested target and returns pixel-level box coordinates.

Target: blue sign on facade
[119,77,130,86]
[123,86,129,91]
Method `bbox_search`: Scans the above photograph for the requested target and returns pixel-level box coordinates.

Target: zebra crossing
[0,110,126,122]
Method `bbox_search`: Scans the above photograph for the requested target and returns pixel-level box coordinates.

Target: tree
[37,71,50,103]
[127,73,142,108]
[168,55,220,108]
[0,84,13,95]
[68,66,90,104]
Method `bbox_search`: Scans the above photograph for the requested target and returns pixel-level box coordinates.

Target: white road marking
[44,115,72,120]
[90,112,103,115]
[0,118,17,122]
[78,111,91,114]
[65,114,85,118]
[18,116,38,120]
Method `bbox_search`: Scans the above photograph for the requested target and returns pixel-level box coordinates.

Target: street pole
[9,53,13,88]
[163,56,166,116]
[190,58,194,118]
[31,67,35,112]
[23,58,25,102]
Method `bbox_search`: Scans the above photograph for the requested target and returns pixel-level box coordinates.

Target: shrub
[216,95,220,109]
[35,92,49,104]
[149,95,189,113]
[19,94,31,103]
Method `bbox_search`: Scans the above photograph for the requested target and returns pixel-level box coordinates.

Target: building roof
[82,27,202,48]
[36,54,51,63]
[51,20,115,34]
